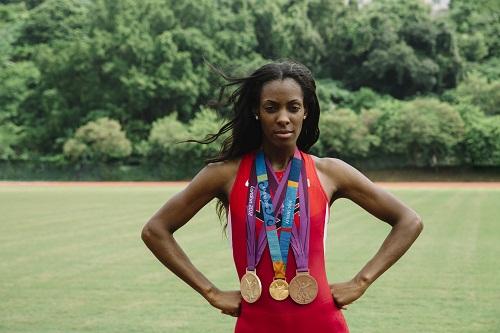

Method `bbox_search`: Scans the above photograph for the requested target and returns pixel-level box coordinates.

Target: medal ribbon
[246,159,291,271]
[245,163,258,271]
[291,160,310,272]
[266,151,311,272]
[246,150,311,273]
[255,149,302,279]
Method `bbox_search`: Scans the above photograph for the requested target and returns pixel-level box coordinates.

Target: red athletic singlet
[228,151,349,333]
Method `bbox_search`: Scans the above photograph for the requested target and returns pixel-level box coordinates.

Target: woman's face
[257,78,307,149]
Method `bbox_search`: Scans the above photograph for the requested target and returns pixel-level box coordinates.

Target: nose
[276,108,290,125]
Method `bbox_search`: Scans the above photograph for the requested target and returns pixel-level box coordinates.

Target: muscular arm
[315,157,423,307]
[141,160,241,316]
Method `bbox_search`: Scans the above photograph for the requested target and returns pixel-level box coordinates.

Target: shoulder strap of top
[300,151,329,204]
[230,151,256,200]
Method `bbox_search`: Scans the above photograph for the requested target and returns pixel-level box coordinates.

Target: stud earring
[255,115,259,120]
[303,115,307,119]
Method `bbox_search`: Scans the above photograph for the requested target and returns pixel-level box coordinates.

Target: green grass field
[1,184,499,333]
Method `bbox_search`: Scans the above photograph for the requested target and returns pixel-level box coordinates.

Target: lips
[274,130,294,139]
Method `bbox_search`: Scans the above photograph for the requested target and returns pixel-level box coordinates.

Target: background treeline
[0,0,499,180]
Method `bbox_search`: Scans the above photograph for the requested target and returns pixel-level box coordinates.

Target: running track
[1,181,499,189]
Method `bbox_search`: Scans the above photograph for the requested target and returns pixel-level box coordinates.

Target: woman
[141,61,423,332]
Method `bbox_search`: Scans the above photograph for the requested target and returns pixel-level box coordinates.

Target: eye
[263,104,276,112]
[290,104,301,112]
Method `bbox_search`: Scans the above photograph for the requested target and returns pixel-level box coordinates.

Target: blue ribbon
[255,149,302,274]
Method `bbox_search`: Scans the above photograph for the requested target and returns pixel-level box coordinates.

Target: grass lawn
[1,184,499,333]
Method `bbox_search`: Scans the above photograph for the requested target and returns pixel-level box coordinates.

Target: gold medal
[240,270,262,303]
[269,278,289,301]
[289,271,318,304]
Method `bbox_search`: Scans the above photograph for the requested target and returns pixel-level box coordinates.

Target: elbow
[141,219,173,245]
[396,212,423,236]
[141,222,152,244]
[411,214,424,236]
[141,220,158,245]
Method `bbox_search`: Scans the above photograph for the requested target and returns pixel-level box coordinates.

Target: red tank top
[228,151,349,333]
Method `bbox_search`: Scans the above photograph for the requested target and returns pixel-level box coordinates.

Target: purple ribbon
[246,156,292,270]
[291,161,310,272]
[245,150,311,272]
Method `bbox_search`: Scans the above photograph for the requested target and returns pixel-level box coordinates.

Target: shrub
[318,108,377,159]
[452,73,500,115]
[455,104,500,166]
[148,113,188,156]
[375,98,464,166]
[145,108,226,177]
[63,117,132,162]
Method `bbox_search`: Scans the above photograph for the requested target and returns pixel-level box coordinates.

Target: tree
[320,0,463,97]
[16,0,88,46]
[449,0,500,58]
[250,0,325,73]
[0,120,24,159]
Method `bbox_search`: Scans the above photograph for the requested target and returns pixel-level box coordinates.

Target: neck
[261,142,296,171]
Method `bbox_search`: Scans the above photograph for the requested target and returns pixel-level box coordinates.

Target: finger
[333,300,348,310]
[221,309,238,317]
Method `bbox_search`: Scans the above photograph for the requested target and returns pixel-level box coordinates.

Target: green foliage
[318,108,378,159]
[0,2,28,62]
[457,32,489,62]
[252,0,325,73]
[0,60,40,119]
[315,79,342,112]
[451,73,500,115]
[449,0,500,58]
[375,98,465,166]
[145,108,226,176]
[148,113,188,156]
[63,117,132,162]
[321,0,463,97]
[0,0,499,171]
[16,0,89,46]
[186,107,225,159]
[468,57,500,81]
[1,0,265,155]
[0,120,24,159]
[455,104,500,166]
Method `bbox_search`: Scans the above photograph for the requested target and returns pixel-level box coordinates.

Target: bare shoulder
[310,155,371,203]
[312,155,348,174]
[202,158,240,179]
[313,156,361,181]
[194,157,242,199]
